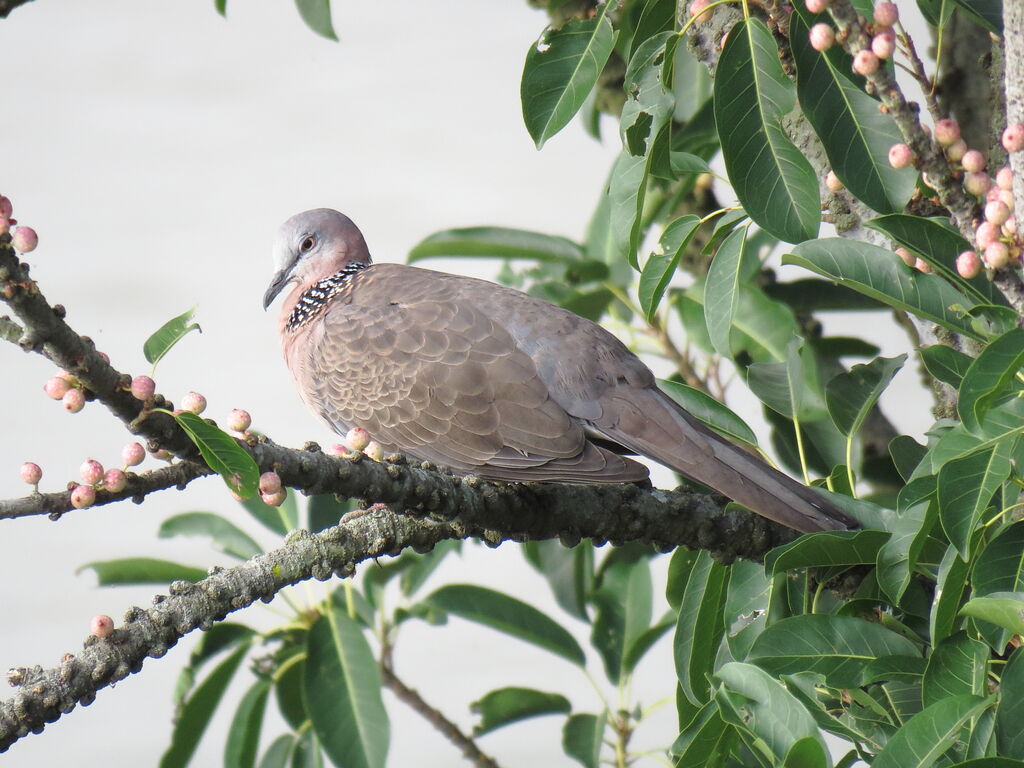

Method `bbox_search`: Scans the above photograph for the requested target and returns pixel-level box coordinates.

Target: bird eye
[300,236,315,253]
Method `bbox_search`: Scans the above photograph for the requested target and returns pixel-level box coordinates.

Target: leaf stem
[792,412,811,485]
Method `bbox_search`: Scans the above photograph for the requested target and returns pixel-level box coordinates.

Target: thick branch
[1004,0,1024,225]
[0,0,35,18]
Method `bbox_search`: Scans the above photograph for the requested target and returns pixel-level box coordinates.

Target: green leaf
[639,215,701,320]
[765,278,885,312]
[522,539,592,622]
[950,0,1002,33]
[307,494,353,534]
[714,18,819,243]
[591,556,653,682]
[294,0,336,41]
[79,557,206,585]
[675,552,728,705]
[746,338,827,420]
[521,3,616,148]
[958,328,1024,434]
[225,680,270,768]
[158,512,262,560]
[258,735,293,768]
[214,0,227,16]
[786,238,982,339]
[563,712,606,768]
[304,605,389,768]
[723,561,770,659]
[877,491,935,604]
[961,593,1024,636]
[890,435,927,481]
[671,701,736,767]
[872,695,993,768]
[973,523,1024,650]
[425,584,585,666]
[143,307,201,368]
[658,378,758,446]
[666,548,700,611]
[471,687,571,736]
[714,662,826,764]
[996,647,1024,758]
[765,529,890,574]
[826,354,906,437]
[938,442,1012,560]
[790,10,916,214]
[689,282,801,363]
[623,614,675,672]
[409,227,585,263]
[748,614,920,687]
[931,544,973,647]
[400,539,460,598]
[241,491,298,536]
[923,632,988,707]
[289,729,324,768]
[670,151,714,175]
[783,737,830,768]
[160,644,251,768]
[921,344,975,389]
[704,225,749,359]
[174,623,256,713]
[173,411,259,499]
[629,0,675,56]
[275,655,307,731]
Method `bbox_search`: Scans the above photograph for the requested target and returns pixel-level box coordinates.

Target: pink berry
[987,187,1003,203]
[975,221,1000,248]
[964,172,991,197]
[888,143,912,169]
[934,119,961,147]
[957,250,982,278]
[19,462,42,486]
[874,2,898,25]
[180,391,207,414]
[914,258,932,274]
[226,409,252,432]
[962,150,986,172]
[364,441,385,462]
[853,49,880,75]
[0,195,11,219]
[346,426,371,452]
[986,200,1011,226]
[90,615,114,638]
[103,468,127,493]
[122,442,145,467]
[62,388,85,413]
[326,444,348,457]
[0,217,9,236]
[985,241,1010,268]
[261,488,287,507]
[825,170,843,191]
[946,139,967,162]
[43,376,71,400]
[809,23,835,51]
[1005,215,1018,235]
[80,459,104,485]
[895,247,916,267]
[259,471,282,494]
[999,189,1015,211]
[805,0,829,12]
[997,167,1014,190]
[11,226,38,253]
[151,449,173,461]
[690,0,711,20]
[130,375,155,401]
[871,32,895,59]
[70,485,96,509]
[1003,124,1024,153]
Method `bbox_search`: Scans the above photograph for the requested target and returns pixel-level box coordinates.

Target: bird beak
[263,266,293,310]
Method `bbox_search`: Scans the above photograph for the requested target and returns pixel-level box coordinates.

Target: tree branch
[1004,0,1024,231]
[0,0,35,19]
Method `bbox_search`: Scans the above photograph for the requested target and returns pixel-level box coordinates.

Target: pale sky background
[0,1,933,766]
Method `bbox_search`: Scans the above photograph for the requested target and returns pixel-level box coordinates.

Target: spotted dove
[264,209,855,533]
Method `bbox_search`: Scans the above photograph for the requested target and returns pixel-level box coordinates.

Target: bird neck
[284,263,369,332]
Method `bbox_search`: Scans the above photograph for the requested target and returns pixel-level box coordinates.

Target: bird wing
[300,264,647,483]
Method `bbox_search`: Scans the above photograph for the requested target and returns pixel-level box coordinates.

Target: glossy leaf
[294,0,337,40]
[304,606,389,768]
[786,238,981,339]
[961,593,1024,636]
[765,529,890,574]
[704,225,749,359]
[173,411,259,499]
[143,306,201,367]
[225,680,270,768]
[658,378,758,446]
[674,552,728,705]
[426,584,585,666]
[923,632,987,707]
[920,344,975,389]
[826,354,906,437]
[521,3,616,148]
[471,687,571,736]
[871,695,993,768]
[158,512,262,560]
[563,712,606,768]
[996,647,1024,758]
[639,215,701,320]
[937,442,1012,560]
[714,18,819,243]
[671,701,735,767]
[409,227,584,263]
[79,557,206,585]
[791,10,915,214]
[958,328,1024,434]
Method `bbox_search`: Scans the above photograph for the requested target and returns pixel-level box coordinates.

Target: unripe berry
[946,139,967,162]
[151,449,173,461]
[122,442,145,467]
[962,150,986,172]
[1005,215,1018,235]
[853,49,880,75]
[180,391,207,414]
[90,615,114,638]
[975,221,1000,248]
[1003,123,1024,152]
[103,468,127,493]
[346,426,371,452]
[964,171,990,197]
[805,0,829,12]
[259,471,282,494]
[895,247,916,267]
[999,189,1015,211]
[261,488,287,507]
[873,2,898,25]
[0,195,11,219]
[997,167,1014,190]
[933,119,961,147]
[364,441,385,462]
[70,484,96,509]
[957,250,982,278]
[226,409,251,432]
[987,186,1003,203]
[825,170,843,191]
[62,388,85,413]
[809,23,835,51]
[44,376,71,400]
[888,143,912,168]
[130,375,155,401]
[20,462,42,486]
[11,226,38,253]
[871,30,895,59]
[914,258,932,274]
[326,444,348,457]
[985,241,1010,269]
[690,0,711,20]
[0,217,8,236]
[986,200,1011,226]
[80,459,104,485]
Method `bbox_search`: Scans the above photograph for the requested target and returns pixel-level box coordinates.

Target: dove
[264,208,855,533]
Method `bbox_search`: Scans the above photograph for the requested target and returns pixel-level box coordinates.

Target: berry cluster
[0,194,38,253]
[807,0,898,73]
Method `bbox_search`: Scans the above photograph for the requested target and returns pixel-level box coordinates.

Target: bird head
[263,208,372,309]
